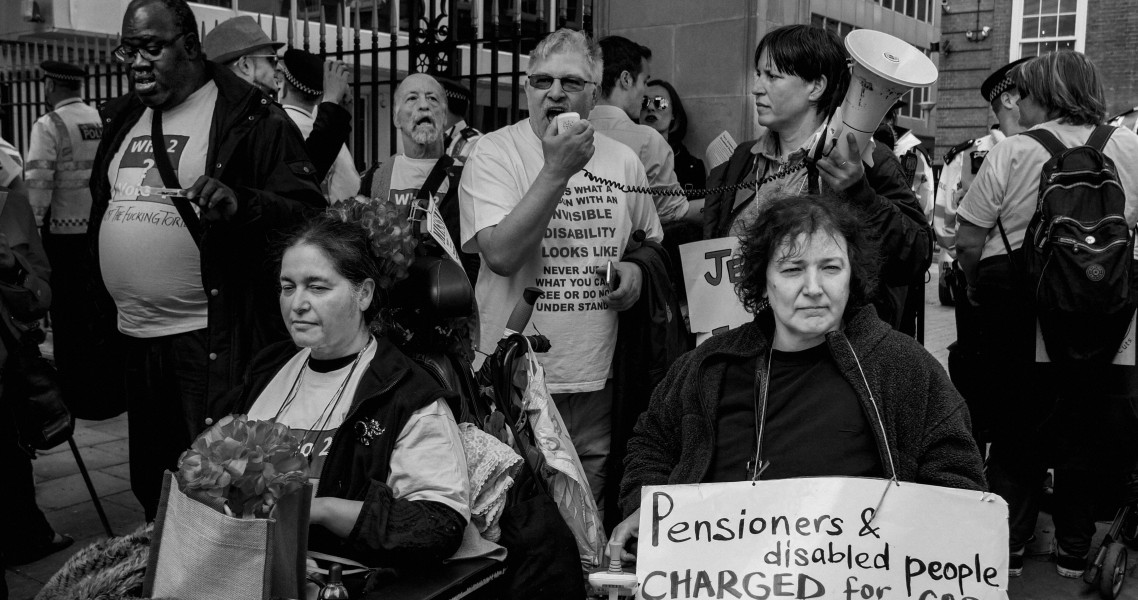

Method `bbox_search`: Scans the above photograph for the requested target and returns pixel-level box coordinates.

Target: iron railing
[0,0,593,173]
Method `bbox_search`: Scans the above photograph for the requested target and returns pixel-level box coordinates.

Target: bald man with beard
[365,74,478,281]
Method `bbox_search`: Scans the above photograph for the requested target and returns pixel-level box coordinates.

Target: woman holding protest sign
[610,194,985,561]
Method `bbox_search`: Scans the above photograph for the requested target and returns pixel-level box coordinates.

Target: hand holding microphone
[543,111,595,179]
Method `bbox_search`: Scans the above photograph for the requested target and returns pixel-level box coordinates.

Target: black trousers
[124,329,208,521]
[1,386,54,557]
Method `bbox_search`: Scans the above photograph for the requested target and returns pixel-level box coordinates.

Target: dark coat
[220,336,465,568]
[618,304,986,517]
[306,102,353,182]
[88,62,326,425]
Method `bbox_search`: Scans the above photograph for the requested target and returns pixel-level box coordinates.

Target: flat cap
[41,61,86,82]
[279,49,323,96]
[981,57,1031,103]
[202,15,284,65]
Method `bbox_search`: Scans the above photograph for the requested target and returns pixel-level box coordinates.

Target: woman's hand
[816,132,866,192]
[607,508,640,563]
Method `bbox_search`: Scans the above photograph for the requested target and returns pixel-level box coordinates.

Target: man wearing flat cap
[24,61,114,421]
[438,77,482,165]
[91,0,325,520]
[278,48,359,202]
[205,15,354,185]
[202,15,282,98]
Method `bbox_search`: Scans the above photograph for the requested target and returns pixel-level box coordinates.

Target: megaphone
[828,29,939,164]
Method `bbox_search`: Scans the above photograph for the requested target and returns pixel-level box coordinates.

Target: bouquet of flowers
[175,414,309,519]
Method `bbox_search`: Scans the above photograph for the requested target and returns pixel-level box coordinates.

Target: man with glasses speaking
[459,28,662,515]
[89,0,325,520]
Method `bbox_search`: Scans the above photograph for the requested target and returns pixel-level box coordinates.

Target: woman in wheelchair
[610,194,986,560]
[218,214,472,580]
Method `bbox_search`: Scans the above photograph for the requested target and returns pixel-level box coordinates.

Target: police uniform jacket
[25,98,102,233]
[933,131,1005,256]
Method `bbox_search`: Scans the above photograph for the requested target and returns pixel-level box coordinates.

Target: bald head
[394,74,447,157]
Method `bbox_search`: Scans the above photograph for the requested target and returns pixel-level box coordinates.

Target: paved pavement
[4,265,1137,599]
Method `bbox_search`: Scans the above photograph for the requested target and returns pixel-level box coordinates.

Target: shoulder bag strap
[151,110,203,248]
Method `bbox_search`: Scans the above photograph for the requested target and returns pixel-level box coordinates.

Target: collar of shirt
[283,103,318,121]
[588,104,635,127]
[989,128,1006,145]
[750,121,829,165]
[54,97,84,111]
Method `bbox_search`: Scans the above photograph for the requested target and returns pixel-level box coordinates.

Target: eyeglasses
[642,95,670,111]
[244,54,279,68]
[112,32,189,64]
[527,74,593,92]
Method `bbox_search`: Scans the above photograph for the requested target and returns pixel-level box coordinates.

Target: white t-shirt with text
[99,81,216,337]
[459,120,663,393]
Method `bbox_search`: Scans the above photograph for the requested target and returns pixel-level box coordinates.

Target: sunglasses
[112,32,189,64]
[642,95,670,111]
[245,54,279,68]
[527,74,593,92]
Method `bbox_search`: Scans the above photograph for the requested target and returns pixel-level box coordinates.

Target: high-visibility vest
[25,98,102,233]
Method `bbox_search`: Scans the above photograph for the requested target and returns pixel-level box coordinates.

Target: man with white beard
[364,73,477,279]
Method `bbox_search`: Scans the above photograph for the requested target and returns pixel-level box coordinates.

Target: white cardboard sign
[680,238,753,337]
[425,197,462,265]
[637,478,1009,600]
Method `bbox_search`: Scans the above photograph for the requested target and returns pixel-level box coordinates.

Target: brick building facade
[936,0,1138,163]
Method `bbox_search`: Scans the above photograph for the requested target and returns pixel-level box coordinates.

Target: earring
[757,297,770,312]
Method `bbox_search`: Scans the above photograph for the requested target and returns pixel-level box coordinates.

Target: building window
[872,0,934,23]
[897,85,931,121]
[1010,0,1087,58]
[810,14,857,39]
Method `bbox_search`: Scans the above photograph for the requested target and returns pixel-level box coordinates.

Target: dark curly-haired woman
[608,194,986,560]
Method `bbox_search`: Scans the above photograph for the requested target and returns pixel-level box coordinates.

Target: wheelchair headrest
[389,255,474,319]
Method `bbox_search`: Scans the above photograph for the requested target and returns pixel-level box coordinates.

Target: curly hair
[735,194,879,316]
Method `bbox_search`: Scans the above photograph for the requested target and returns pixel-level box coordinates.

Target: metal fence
[0,0,593,171]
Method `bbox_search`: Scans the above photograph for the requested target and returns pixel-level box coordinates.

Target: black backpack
[998,125,1135,363]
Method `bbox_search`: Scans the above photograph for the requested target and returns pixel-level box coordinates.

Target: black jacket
[609,240,691,528]
[619,305,986,517]
[305,102,353,182]
[220,337,466,568]
[88,63,326,425]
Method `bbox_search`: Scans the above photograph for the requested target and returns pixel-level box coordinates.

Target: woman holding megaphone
[701,25,933,330]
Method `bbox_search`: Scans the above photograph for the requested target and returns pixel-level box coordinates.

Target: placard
[425,196,462,265]
[637,478,1008,600]
[679,238,753,337]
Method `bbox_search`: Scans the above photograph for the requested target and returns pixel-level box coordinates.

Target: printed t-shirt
[99,81,216,338]
[389,154,449,208]
[957,119,1138,261]
[458,120,663,393]
[246,339,470,519]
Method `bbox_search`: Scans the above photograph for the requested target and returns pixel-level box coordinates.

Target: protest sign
[680,238,753,337]
[637,478,1008,600]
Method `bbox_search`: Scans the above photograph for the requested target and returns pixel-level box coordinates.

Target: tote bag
[143,472,310,600]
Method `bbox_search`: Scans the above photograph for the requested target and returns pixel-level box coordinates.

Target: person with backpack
[955,50,1138,580]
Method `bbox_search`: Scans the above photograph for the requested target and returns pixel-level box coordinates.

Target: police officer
[934,57,1029,304]
[438,77,482,164]
[937,58,1029,454]
[277,49,360,203]
[23,61,111,420]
